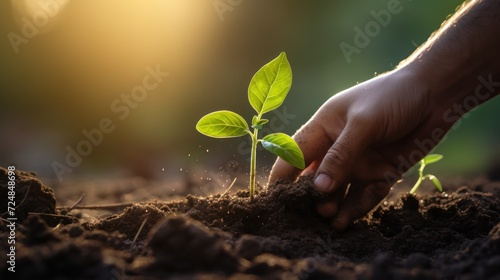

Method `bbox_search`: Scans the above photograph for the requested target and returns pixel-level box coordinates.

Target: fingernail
[314,173,332,192]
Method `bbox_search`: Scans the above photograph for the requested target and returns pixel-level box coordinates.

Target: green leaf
[248,52,292,115]
[422,154,443,165]
[196,110,249,138]
[261,133,305,169]
[428,174,443,192]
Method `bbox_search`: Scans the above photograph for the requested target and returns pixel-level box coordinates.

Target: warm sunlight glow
[9,0,217,106]
[10,0,68,33]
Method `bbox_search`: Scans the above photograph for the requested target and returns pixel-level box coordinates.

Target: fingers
[330,181,391,231]
[315,183,348,218]
[311,118,376,225]
[300,160,320,177]
[268,158,301,185]
[313,119,374,194]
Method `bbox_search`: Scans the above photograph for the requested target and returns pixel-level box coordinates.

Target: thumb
[314,120,373,193]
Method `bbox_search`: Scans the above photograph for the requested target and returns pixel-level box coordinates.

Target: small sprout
[196,52,305,200]
[409,154,443,194]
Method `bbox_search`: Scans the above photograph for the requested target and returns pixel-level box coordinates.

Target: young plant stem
[249,127,259,200]
[410,161,426,194]
[409,177,423,194]
[196,53,303,201]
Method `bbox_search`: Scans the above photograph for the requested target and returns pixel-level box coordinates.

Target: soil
[1,166,500,279]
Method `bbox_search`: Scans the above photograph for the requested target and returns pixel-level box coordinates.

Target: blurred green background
[1,0,499,184]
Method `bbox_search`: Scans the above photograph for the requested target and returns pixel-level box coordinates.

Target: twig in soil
[219,177,238,199]
[16,185,31,209]
[29,212,75,226]
[131,214,149,247]
[56,202,136,211]
[67,193,86,212]
[28,212,73,219]
[51,223,63,232]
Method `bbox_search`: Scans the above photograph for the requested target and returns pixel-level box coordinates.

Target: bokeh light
[1,0,498,184]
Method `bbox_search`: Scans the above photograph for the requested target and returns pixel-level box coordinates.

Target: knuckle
[348,110,378,134]
[323,145,350,169]
[349,109,373,124]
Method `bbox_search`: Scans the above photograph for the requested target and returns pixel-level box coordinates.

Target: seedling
[409,154,443,194]
[196,52,305,200]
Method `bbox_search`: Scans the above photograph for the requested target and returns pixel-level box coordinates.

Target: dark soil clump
[145,216,240,275]
[167,177,328,237]
[1,168,499,279]
[87,204,166,240]
[0,167,57,225]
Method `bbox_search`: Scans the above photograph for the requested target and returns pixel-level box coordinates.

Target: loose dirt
[1,167,499,279]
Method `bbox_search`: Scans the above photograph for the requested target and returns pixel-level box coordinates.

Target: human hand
[269,0,500,231]
[269,67,452,231]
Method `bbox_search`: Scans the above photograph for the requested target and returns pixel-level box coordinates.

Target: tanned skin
[269,0,500,231]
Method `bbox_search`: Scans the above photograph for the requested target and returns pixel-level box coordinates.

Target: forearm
[399,0,500,111]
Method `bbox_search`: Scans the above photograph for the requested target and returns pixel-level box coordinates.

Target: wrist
[399,51,499,118]
[396,0,500,114]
